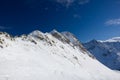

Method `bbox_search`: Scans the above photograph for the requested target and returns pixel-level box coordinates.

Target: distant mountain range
[83,37,120,70]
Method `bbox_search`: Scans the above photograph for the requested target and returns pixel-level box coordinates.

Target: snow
[0,31,120,80]
[61,31,80,46]
[83,39,120,70]
[99,37,120,42]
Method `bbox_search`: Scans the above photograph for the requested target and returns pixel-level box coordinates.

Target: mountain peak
[50,30,70,44]
[0,30,120,80]
[28,30,45,39]
[51,29,59,33]
[106,37,120,42]
[83,37,120,70]
[61,31,80,46]
[29,30,44,36]
[89,39,98,44]
[0,32,11,37]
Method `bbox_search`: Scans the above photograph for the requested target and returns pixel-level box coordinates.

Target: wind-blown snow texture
[0,30,120,80]
[83,38,120,71]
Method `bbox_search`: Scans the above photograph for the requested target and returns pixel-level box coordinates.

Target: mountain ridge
[83,38,120,70]
[0,30,120,80]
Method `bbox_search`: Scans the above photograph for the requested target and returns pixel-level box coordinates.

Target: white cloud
[25,0,90,8]
[56,0,74,8]
[55,0,90,7]
[105,19,120,26]
[0,26,11,30]
[78,0,89,5]
[73,14,81,19]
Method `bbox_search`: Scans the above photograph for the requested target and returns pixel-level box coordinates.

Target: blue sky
[0,0,120,42]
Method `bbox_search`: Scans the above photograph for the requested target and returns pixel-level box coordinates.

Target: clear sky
[0,0,120,42]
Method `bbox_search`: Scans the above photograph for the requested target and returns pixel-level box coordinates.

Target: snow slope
[0,31,120,80]
[83,38,120,70]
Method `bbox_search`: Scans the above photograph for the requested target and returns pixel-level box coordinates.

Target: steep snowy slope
[83,38,120,70]
[0,30,120,80]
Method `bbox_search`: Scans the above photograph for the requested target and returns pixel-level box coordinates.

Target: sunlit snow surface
[0,31,120,80]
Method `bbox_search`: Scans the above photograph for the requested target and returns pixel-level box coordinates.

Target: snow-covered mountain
[100,37,120,42]
[83,38,120,71]
[0,30,120,80]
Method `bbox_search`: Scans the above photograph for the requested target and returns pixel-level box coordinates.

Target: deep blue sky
[0,0,120,42]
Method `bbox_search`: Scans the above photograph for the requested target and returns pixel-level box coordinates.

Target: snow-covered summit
[61,31,92,55]
[61,31,80,46]
[50,29,71,44]
[50,30,90,54]
[100,37,120,42]
[28,30,45,39]
[0,30,120,80]
[29,30,44,36]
